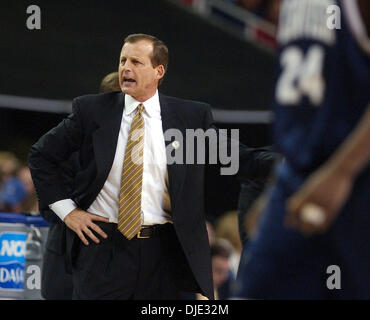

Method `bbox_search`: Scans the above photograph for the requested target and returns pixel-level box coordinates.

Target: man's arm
[237,146,279,182]
[285,104,370,235]
[237,179,266,243]
[28,99,85,211]
[38,152,80,223]
[202,104,279,181]
[28,98,108,244]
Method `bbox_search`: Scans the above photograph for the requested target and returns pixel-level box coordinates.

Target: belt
[137,224,168,239]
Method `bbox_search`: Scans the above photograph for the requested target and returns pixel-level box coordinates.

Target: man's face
[118,40,164,102]
[212,256,230,288]
[18,167,35,194]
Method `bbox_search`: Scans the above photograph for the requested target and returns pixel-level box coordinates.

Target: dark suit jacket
[28,92,275,299]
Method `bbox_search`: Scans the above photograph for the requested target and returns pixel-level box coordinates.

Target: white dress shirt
[50,91,172,225]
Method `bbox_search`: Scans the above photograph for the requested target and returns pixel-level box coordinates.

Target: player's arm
[285,104,370,235]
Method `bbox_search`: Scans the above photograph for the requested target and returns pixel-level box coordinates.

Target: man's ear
[156,65,165,80]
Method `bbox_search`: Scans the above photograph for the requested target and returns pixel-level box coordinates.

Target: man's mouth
[123,77,136,84]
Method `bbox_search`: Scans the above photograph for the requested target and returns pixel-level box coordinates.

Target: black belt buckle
[137,226,152,239]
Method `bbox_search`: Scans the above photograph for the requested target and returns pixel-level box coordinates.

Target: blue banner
[0,232,27,290]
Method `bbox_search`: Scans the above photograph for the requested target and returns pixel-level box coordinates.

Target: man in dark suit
[40,72,120,300]
[29,33,275,300]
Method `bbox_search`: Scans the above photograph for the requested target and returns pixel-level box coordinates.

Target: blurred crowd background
[181,0,282,48]
[0,151,38,214]
[235,0,282,25]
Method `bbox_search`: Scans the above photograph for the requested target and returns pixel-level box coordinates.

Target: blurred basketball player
[235,0,370,299]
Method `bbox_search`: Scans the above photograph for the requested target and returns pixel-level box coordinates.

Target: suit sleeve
[28,98,84,211]
[202,104,280,181]
[38,151,81,222]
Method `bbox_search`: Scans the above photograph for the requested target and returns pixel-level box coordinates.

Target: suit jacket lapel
[160,93,187,209]
[92,92,124,185]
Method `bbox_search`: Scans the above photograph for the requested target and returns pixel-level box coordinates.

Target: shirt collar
[124,90,160,118]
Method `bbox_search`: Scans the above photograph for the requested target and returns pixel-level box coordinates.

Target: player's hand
[64,208,109,245]
[284,164,354,236]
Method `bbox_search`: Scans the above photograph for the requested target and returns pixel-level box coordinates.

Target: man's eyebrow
[120,56,142,61]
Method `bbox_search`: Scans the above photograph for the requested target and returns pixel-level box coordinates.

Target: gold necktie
[118,104,145,239]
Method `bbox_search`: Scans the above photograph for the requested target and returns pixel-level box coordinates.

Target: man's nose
[122,60,132,71]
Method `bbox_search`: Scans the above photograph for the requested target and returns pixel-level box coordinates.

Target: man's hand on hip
[64,208,109,245]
